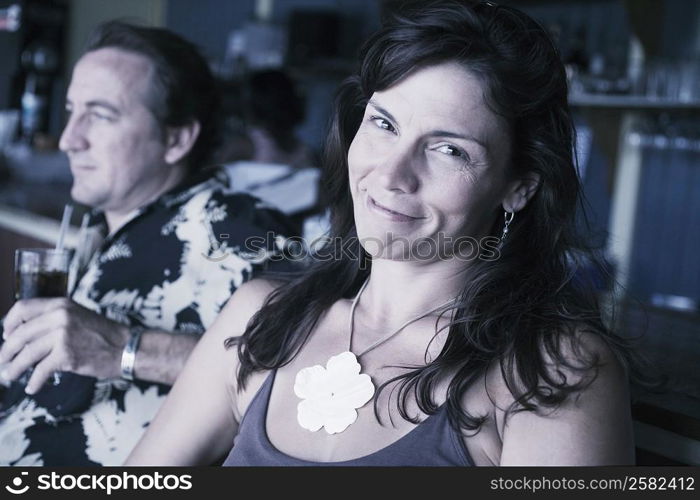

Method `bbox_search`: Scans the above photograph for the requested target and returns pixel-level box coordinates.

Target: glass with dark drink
[4,248,72,401]
[14,248,71,300]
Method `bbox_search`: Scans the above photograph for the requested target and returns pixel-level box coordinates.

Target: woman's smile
[366,194,425,222]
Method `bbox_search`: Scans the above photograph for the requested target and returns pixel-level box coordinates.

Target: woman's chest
[237,303,505,465]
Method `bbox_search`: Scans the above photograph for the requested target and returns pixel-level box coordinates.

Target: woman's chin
[358,238,446,263]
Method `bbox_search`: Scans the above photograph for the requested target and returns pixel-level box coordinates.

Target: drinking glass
[14,248,71,300]
[3,248,71,388]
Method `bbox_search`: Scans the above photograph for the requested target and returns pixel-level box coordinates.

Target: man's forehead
[68,48,155,107]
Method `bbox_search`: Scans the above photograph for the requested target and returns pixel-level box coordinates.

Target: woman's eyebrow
[426,130,487,149]
[368,99,398,125]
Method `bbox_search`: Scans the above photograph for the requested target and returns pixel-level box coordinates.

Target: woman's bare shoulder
[214,278,285,419]
[217,278,285,335]
[479,328,633,465]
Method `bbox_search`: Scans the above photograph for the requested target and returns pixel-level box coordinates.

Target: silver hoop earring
[499,211,515,248]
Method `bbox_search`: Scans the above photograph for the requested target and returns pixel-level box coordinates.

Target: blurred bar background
[0,0,698,465]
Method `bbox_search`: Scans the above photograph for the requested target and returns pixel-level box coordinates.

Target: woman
[127,0,635,466]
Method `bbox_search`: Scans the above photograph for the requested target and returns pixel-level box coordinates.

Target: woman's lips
[367,195,423,222]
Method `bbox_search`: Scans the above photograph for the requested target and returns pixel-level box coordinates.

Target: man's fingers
[0,335,53,382]
[0,316,56,364]
[2,298,69,337]
[25,354,59,395]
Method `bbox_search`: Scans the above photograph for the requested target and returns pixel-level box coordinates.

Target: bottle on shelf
[20,73,47,144]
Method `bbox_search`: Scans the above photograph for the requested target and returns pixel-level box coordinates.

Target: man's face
[59,48,174,214]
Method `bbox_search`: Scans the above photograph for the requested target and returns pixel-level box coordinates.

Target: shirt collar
[85,166,229,228]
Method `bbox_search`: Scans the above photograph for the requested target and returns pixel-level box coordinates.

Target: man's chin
[70,187,100,209]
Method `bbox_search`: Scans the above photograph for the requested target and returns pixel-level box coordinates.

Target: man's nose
[58,115,88,153]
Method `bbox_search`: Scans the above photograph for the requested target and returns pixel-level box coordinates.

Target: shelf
[569,94,700,110]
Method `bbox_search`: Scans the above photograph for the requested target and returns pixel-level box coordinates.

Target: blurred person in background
[219,69,322,236]
[218,69,317,169]
[0,21,293,466]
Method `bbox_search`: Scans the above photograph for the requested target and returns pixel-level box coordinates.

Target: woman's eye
[370,116,395,133]
[436,144,468,160]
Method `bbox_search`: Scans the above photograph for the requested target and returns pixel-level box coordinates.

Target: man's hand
[0,298,130,394]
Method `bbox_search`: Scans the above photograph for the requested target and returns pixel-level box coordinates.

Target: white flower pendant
[293,351,375,434]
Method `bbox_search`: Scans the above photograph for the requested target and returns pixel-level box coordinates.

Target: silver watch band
[120,325,145,381]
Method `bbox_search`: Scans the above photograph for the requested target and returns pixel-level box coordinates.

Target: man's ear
[502,172,541,213]
[164,120,201,165]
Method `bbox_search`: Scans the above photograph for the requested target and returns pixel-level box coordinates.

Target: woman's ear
[164,120,201,165]
[502,172,541,213]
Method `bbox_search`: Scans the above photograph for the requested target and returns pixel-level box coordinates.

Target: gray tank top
[223,371,473,466]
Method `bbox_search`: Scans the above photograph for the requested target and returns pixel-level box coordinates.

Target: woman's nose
[373,144,419,194]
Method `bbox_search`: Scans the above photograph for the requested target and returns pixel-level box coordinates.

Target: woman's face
[348,62,521,261]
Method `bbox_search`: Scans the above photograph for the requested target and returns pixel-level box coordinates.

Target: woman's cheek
[348,131,376,174]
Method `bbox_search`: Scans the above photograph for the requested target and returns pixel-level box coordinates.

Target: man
[0,21,292,465]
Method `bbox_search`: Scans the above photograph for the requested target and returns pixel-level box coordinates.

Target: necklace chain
[348,279,457,358]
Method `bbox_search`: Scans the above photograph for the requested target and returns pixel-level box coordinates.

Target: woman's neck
[359,258,468,329]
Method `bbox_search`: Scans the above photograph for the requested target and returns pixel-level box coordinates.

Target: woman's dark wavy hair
[228,0,655,432]
[85,20,222,171]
